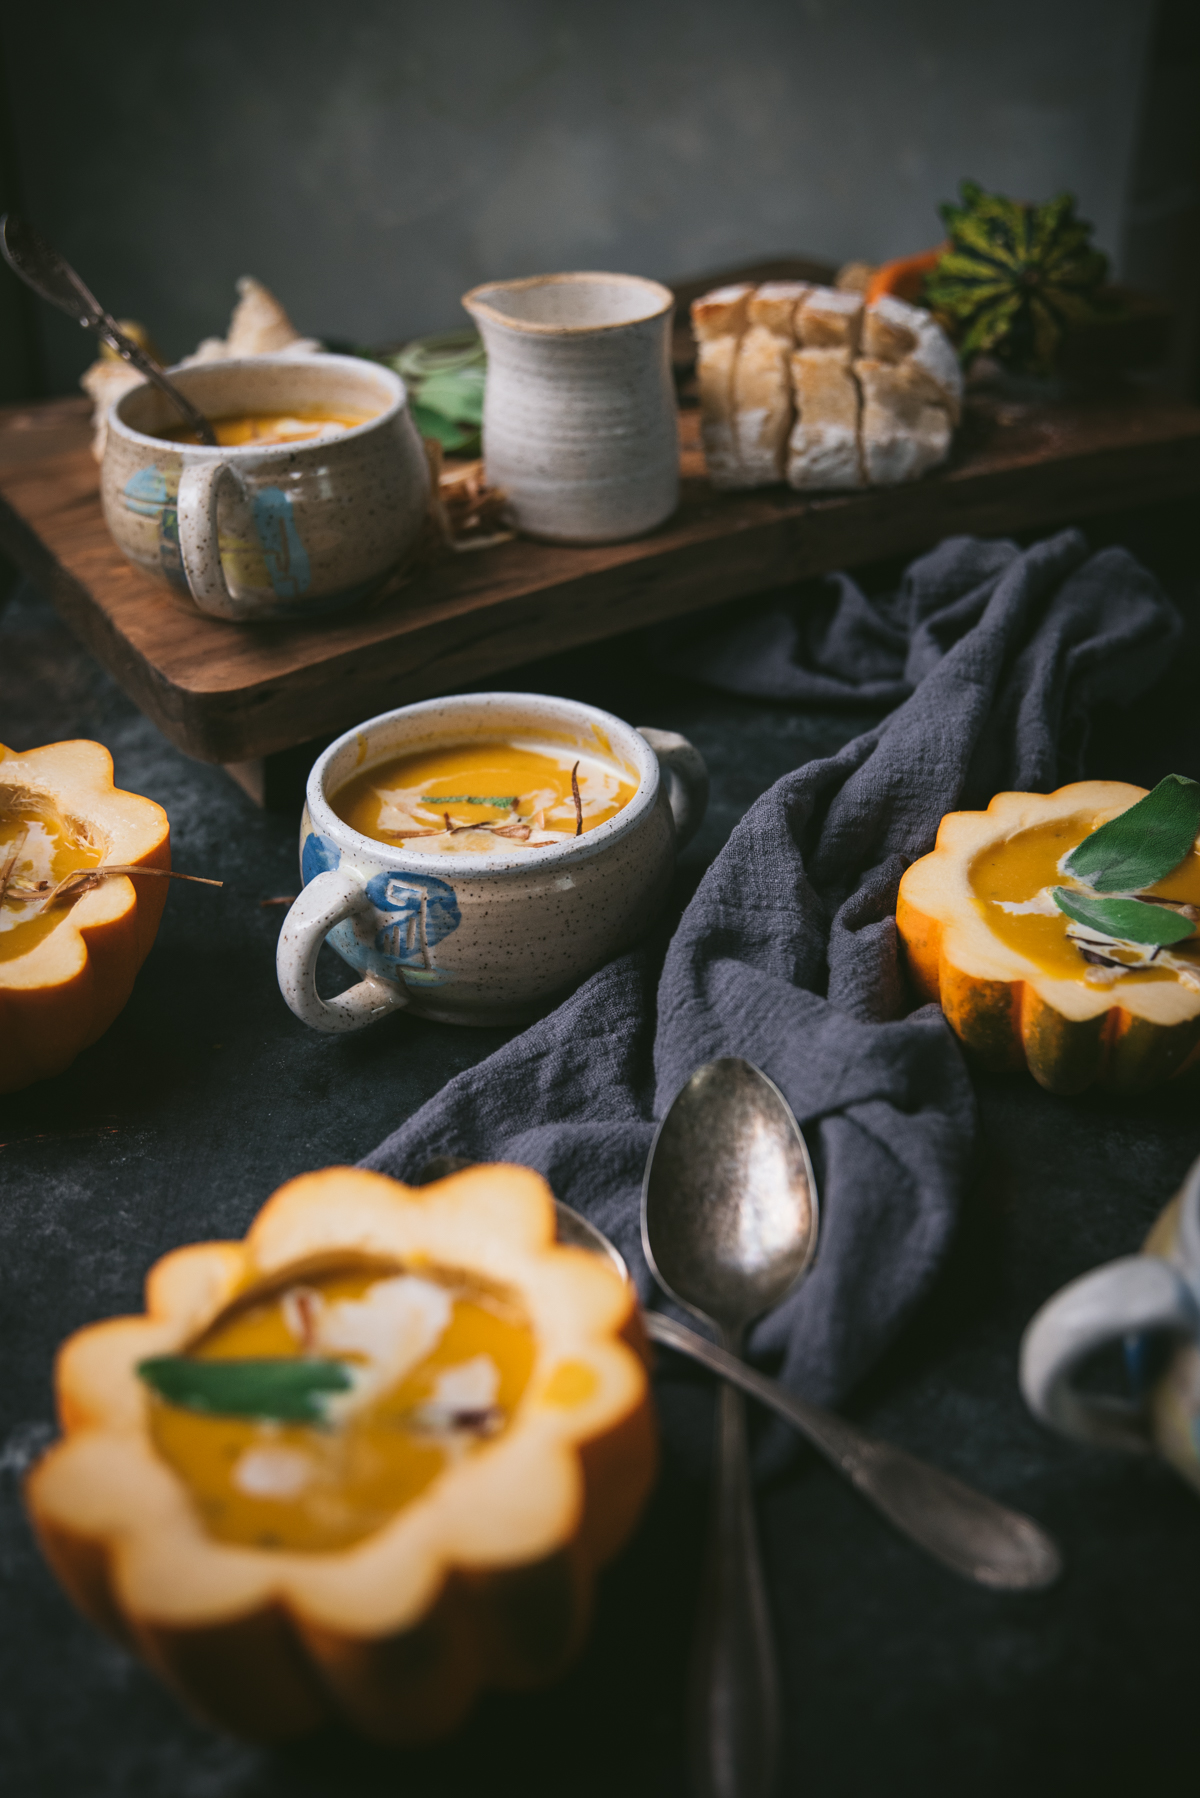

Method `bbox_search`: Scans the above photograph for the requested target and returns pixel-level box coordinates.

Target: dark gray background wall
[0,0,1165,397]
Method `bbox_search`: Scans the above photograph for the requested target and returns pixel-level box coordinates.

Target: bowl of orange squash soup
[276,692,708,1031]
[101,354,429,622]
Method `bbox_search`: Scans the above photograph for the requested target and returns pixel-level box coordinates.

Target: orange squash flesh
[864,246,947,308]
[0,739,170,1091]
[897,782,1200,1095]
[25,1164,658,1744]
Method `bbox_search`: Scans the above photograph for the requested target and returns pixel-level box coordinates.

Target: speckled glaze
[101,355,429,622]
[276,693,707,1032]
[462,273,678,544]
[1021,1152,1200,1495]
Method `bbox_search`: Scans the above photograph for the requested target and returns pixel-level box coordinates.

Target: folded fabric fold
[363,530,1181,1411]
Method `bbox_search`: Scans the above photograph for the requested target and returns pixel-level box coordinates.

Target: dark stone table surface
[3,508,1200,1796]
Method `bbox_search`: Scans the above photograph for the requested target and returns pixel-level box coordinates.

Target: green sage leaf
[1062,775,1200,893]
[137,1355,353,1423]
[420,795,516,808]
[1052,888,1196,947]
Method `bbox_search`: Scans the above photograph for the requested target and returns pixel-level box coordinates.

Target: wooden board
[2,384,1200,769]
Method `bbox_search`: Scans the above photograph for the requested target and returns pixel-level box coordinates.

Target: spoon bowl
[643,1056,817,1338]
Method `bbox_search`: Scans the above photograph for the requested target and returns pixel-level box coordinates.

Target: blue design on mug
[301,833,341,884]
[252,488,311,600]
[122,464,185,588]
[367,871,461,976]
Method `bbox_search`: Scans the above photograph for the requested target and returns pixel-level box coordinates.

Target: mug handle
[1020,1256,1199,1453]
[276,868,410,1034]
[638,727,708,851]
[177,459,243,619]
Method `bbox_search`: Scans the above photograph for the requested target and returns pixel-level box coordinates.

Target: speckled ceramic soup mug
[101,355,429,622]
[276,693,708,1032]
[1021,1150,1200,1497]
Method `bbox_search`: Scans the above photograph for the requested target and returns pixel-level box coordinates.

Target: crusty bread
[691,283,755,488]
[862,294,962,424]
[835,261,875,294]
[696,335,743,488]
[787,348,863,489]
[857,358,953,484]
[690,279,959,492]
[797,286,864,351]
[734,325,793,485]
[690,283,753,343]
[747,282,811,342]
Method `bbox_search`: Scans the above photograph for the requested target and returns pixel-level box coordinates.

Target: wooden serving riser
[2,388,1199,787]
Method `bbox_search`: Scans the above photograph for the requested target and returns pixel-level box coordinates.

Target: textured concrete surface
[2,514,1200,1792]
[2,0,1153,392]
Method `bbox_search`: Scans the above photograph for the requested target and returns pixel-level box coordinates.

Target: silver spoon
[644,1057,813,1798]
[418,1155,1062,1595]
[642,1058,1063,1798]
[0,211,218,446]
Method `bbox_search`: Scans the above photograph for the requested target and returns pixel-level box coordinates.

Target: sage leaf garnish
[1063,774,1200,893]
[1052,888,1197,947]
[420,796,517,808]
[137,1355,353,1424]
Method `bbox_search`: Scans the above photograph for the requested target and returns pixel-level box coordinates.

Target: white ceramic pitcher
[462,272,678,545]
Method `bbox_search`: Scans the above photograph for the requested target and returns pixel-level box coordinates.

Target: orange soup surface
[333,739,639,853]
[970,812,1200,984]
[0,792,103,964]
[160,406,377,448]
[148,1264,536,1553]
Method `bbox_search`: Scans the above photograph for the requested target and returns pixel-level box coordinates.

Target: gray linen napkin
[363,530,1180,1406]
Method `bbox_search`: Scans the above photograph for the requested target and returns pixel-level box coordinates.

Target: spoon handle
[97,319,219,447]
[0,212,218,446]
[689,1338,780,1798]
[647,1312,1061,1593]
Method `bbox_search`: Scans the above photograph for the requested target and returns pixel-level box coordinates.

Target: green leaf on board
[409,401,479,454]
[417,367,485,427]
[1063,775,1200,893]
[1052,888,1196,947]
[137,1355,353,1424]
[420,795,516,808]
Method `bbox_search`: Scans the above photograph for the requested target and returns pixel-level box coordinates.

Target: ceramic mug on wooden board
[101,355,429,623]
[276,692,708,1032]
[462,272,678,544]
[1021,1150,1200,1496]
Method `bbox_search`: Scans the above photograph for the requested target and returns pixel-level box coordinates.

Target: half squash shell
[897,781,1200,1095]
[25,1163,657,1743]
[0,739,170,1092]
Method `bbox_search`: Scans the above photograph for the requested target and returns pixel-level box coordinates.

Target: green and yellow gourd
[923,180,1110,376]
[897,779,1200,1095]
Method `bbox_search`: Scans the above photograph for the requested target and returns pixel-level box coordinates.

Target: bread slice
[690,283,753,343]
[797,286,864,351]
[695,335,742,488]
[692,284,755,488]
[732,325,793,485]
[787,348,863,489]
[747,282,810,342]
[862,295,962,424]
[857,358,953,484]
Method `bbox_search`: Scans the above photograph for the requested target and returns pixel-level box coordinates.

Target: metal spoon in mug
[0,211,217,446]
